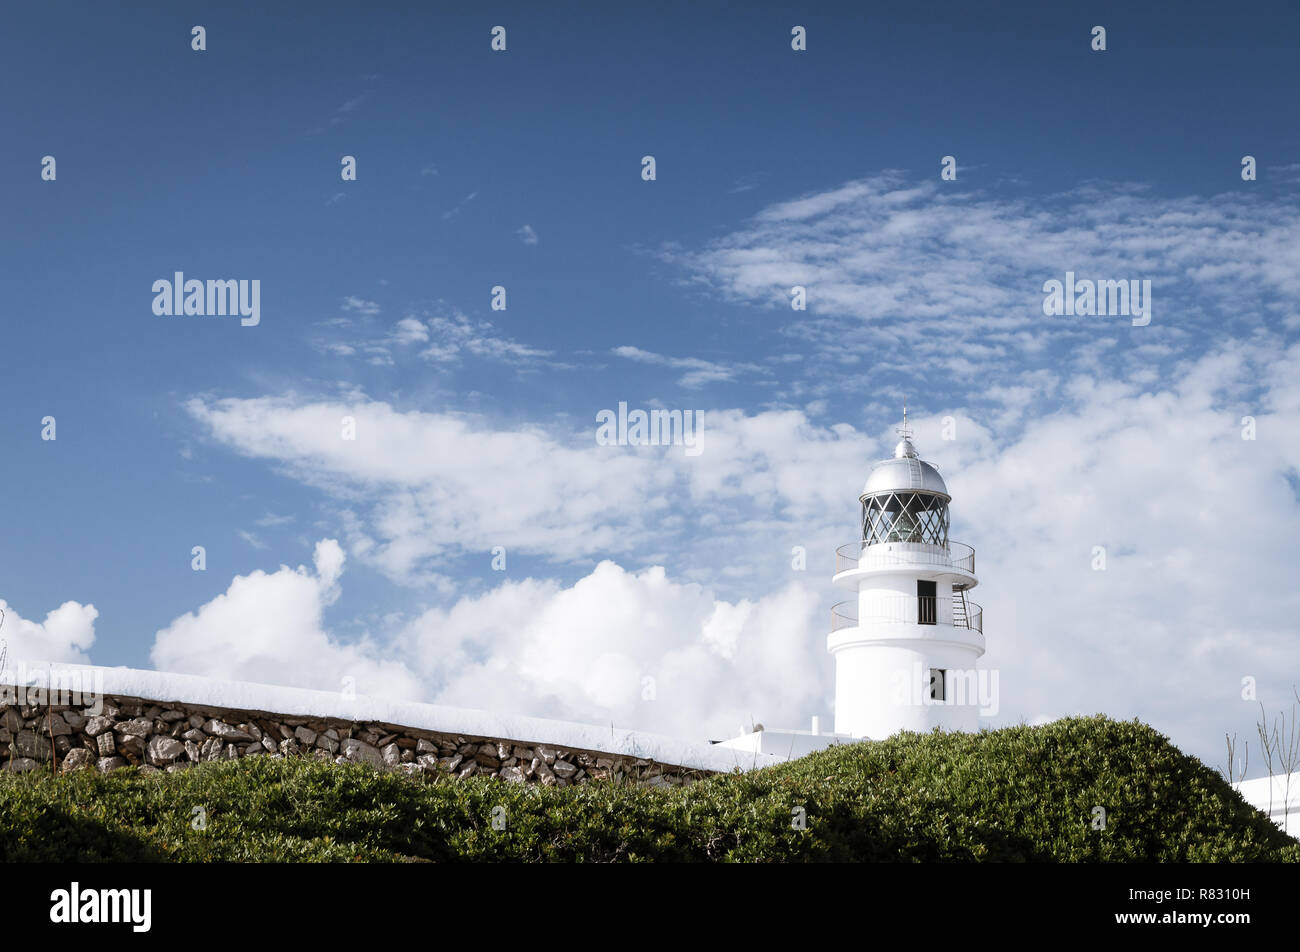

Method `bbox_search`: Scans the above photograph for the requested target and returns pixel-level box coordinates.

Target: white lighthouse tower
[828,411,984,738]
[712,410,985,758]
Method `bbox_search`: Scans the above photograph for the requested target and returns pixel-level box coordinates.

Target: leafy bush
[0,715,1293,862]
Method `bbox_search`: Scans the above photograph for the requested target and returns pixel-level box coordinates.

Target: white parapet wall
[1233,773,1300,836]
[1,661,782,776]
[712,727,856,760]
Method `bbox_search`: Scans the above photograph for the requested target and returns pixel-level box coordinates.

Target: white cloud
[184,394,873,585]
[306,93,369,135]
[610,345,764,388]
[0,598,97,666]
[391,561,826,739]
[418,309,552,365]
[517,224,539,246]
[342,296,380,316]
[663,173,1300,406]
[237,530,267,550]
[150,540,420,699]
[441,191,478,221]
[255,513,295,528]
[392,317,429,345]
[316,307,551,370]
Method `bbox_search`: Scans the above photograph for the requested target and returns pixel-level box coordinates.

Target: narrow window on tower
[917,579,937,624]
[929,668,946,701]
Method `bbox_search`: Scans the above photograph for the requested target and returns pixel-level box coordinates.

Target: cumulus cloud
[388,561,826,739]
[0,598,97,666]
[150,540,420,699]
[391,317,429,345]
[131,552,826,738]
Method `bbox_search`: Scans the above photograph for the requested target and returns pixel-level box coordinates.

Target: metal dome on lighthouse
[863,407,948,496]
[830,407,984,739]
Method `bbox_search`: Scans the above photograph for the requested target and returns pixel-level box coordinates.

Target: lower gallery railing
[831,594,983,633]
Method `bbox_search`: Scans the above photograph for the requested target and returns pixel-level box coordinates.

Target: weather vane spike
[897,399,912,439]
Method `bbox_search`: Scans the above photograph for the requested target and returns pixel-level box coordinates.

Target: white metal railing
[835,540,975,575]
[830,594,983,634]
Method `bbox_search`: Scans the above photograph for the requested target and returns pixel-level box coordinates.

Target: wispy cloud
[1268,162,1300,183]
[664,172,1300,408]
[313,304,554,369]
[334,95,365,117]
[441,191,479,221]
[255,513,295,528]
[307,93,369,135]
[237,529,267,550]
[419,309,553,365]
[342,296,380,317]
[517,224,539,246]
[727,171,769,194]
[611,345,764,389]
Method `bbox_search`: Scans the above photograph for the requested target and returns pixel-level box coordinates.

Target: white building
[716,415,986,756]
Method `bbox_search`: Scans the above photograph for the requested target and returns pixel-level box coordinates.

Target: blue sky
[3,1,1300,772]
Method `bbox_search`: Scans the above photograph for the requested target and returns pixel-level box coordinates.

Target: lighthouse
[712,410,985,757]
[829,413,984,738]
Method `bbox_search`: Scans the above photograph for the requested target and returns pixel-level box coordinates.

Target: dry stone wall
[0,694,714,787]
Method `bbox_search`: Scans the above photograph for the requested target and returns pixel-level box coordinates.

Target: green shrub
[0,715,1293,862]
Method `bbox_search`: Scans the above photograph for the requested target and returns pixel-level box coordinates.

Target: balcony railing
[835,540,975,575]
[830,594,983,634]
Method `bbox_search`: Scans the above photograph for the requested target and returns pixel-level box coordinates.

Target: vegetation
[0,715,1293,862]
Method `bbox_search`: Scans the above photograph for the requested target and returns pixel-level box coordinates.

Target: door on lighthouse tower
[916,580,937,625]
